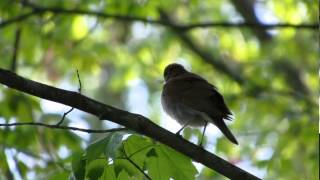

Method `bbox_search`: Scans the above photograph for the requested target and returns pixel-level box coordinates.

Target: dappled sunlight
[0,0,317,179]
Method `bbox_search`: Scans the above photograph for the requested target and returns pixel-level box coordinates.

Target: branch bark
[0,68,261,179]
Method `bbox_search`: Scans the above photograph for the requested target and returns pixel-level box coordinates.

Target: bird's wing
[177,75,233,121]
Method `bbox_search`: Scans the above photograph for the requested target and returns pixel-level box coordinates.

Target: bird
[161,63,238,145]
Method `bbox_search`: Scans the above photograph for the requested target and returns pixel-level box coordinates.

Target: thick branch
[0,68,261,179]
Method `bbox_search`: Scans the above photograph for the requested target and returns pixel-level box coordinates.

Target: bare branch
[76,69,82,92]
[56,69,82,125]
[0,122,128,134]
[180,22,318,31]
[56,107,74,125]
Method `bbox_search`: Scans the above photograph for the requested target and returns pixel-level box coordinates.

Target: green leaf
[86,132,124,163]
[105,132,125,159]
[71,151,86,180]
[117,170,131,180]
[114,159,141,178]
[99,164,117,180]
[146,157,171,180]
[16,99,33,122]
[146,144,198,180]
[49,171,69,180]
[122,135,153,167]
[17,161,28,178]
[86,159,105,180]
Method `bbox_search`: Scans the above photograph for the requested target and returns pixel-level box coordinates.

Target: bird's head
[163,63,187,82]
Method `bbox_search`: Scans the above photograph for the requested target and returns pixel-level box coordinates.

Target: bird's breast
[161,90,206,127]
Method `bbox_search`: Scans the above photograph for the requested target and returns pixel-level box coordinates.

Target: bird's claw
[175,132,183,138]
[198,142,205,149]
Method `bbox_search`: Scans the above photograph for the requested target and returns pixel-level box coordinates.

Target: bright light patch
[132,22,152,39]
[58,146,70,159]
[72,16,89,40]
[160,108,181,133]
[127,79,149,116]
[69,120,90,141]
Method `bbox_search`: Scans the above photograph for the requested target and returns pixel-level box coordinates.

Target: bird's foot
[175,131,183,138]
[198,142,205,149]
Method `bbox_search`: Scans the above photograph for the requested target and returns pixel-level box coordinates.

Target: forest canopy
[0,0,318,179]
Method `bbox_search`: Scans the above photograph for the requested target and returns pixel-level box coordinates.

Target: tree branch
[0,3,317,31]
[180,22,318,30]
[0,122,128,134]
[0,10,41,28]
[0,68,261,179]
[159,10,245,84]
[56,69,81,125]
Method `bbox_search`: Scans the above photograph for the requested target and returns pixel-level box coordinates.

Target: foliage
[0,0,318,179]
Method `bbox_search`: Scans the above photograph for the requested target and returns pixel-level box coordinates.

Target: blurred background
[0,0,318,179]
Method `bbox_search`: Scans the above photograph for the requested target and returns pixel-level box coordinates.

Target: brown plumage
[161,63,238,145]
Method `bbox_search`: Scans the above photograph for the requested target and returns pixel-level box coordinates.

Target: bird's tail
[215,119,238,145]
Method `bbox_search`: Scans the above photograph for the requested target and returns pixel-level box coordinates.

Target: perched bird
[161,63,238,145]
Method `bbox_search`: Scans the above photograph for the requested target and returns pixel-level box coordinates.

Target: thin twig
[0,122,128,133]
[76,69,82,92]
[179,22,318,30]
[56,69,82,125]
[10,28,22,72]
[56,107,74,125]
[0,10,42,28]
[122,142,152,180]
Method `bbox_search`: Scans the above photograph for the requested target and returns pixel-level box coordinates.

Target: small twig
[122,142,152,180]
[0,122,128,133]
[10,28,22,72]
[179,22,318,31]
[56,69,81,125]
[56,107,74,125]
[0,11,40,29]
[76,69,82,92]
